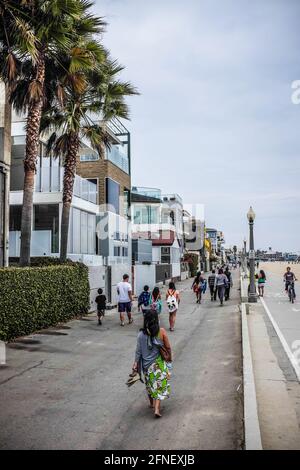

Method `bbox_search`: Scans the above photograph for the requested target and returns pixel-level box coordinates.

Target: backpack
[150,296,162,314]
[138,291,151,308]
[167,290,178,313]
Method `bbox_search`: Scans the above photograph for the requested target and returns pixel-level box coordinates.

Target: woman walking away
[151,287,162,314]
[192,272,205,304]
[132,311,172,418]
[166,282,180,331]
[215,268,228,306]
[258,270,266,297]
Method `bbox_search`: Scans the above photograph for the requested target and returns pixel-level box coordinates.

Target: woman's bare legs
[154,399,162,417]
[169,312,176,331]
[148,394,154,408]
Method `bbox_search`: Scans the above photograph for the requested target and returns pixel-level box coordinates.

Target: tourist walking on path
[224,267,233,301]
[151,287,162,314]
[192,272,205,304]
[138,285,151,315]
[166,282,180,331]
[208,270,217,301]
[95,288,106,325]
[117,274,133,326]
[215,268,228,306]
[257,270,266,297]
[132,311,172,418]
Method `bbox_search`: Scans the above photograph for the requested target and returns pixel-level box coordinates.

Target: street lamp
[247,206,257,302]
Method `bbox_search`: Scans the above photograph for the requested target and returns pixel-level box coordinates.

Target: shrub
[0,263,90,341]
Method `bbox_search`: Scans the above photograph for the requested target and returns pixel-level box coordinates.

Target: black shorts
[118,302,132,313]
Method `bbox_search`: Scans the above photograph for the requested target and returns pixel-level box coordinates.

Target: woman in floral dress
[132,311,172,418]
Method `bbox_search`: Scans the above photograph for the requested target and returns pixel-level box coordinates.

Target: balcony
[131,187,162,200]
[106,144,129,174]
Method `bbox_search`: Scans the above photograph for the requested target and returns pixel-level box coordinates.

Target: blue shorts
[118,301,132,313]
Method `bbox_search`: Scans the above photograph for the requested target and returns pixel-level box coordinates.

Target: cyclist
[283,267,297,297]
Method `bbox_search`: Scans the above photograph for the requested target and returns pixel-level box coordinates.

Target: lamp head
[247,206,255,222]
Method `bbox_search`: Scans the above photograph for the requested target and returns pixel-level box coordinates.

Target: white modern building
[9,115,131,267]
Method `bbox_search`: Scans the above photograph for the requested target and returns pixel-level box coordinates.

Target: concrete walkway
[241,273,300,449]
[0,274,243,450]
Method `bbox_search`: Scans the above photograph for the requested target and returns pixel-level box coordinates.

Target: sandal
[128,318,134,324]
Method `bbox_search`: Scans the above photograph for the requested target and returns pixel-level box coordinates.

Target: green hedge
[0,263,90,341]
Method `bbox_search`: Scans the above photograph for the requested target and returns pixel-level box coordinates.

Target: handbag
[159,344,172,362]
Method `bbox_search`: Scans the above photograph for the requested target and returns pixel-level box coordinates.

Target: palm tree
[1,0,104,266]
[41,57,138,261]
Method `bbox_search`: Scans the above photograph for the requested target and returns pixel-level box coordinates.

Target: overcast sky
[94,0,300,252]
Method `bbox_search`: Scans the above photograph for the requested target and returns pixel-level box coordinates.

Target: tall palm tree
[1,0,104,266]
[41,57,138,261]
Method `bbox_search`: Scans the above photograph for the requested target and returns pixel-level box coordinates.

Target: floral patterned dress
[145,354,170,400]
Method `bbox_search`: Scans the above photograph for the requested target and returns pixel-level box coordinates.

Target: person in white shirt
[117,274,133,326]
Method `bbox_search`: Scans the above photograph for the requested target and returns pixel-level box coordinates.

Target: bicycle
[287,282,296,303]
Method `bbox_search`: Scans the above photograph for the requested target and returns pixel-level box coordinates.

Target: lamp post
[247,206,257,302]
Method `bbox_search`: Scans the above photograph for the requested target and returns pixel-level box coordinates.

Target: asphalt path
[0,273,243,450]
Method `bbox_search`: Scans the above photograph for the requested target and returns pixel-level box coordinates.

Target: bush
[0,263,90,341]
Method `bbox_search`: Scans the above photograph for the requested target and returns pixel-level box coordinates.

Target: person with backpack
[192,272,205,303]
[166,281,180,331]
[138,285,152,315]
[150,286,162,315]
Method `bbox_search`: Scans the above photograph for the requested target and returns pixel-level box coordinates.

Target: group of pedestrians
[192,267,233,306]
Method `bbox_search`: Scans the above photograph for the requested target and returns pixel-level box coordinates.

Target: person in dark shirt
[95,288,106,325]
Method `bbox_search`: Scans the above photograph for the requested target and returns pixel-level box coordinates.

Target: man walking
[208,269,217,301]
[224,266,232,301]
[117,274,133,327]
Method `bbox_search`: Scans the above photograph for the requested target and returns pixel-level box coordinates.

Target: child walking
[95,288,106,325]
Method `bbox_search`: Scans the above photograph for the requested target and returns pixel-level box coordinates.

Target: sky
[94,0,300,252]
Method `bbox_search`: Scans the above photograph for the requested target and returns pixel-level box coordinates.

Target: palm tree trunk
[60,133,79,262]
[19,53,45,266]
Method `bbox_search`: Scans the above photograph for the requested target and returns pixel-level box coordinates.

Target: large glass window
[80,211,88,254]
[72,208,81,253]
[161,247,171,264]
[9,205,22,231]
[106,178,120,213]
[34,204,59,253]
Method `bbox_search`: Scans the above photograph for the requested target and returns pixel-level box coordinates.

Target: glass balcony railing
[131,187,162,200]
[35,166,97,204]
[73,174,97,203]
[106,144,129,173]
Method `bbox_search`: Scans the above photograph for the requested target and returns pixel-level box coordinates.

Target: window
[114,246,120,256]
[106,178,120,213]
[80,153,99,162]
[122,247,128,257]
[34,204,59,253]
[9,205,22,231]
[161,247,171,264]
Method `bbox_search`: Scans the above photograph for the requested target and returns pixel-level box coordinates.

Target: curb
[240,275,263,450]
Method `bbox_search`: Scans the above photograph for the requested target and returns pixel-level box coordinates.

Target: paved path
[259,264,300,370]
[0,274,243,450]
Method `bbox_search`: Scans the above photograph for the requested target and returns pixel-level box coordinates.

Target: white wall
[133,265,156,296]
[172,262,181,278]
[152,246,160,262]
[110,264,131,304]
[88,265,106,312]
